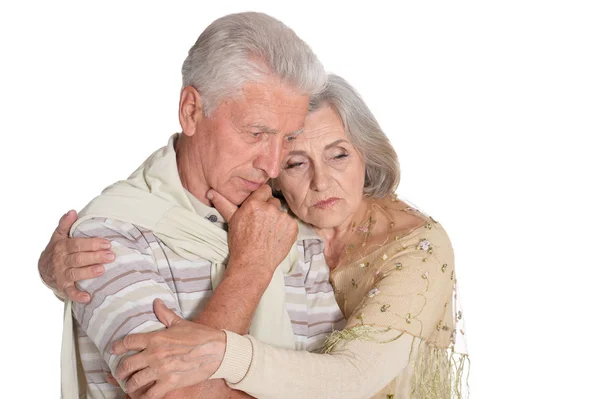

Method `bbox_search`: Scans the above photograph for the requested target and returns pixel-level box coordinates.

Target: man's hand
[38,210,114,302]
[209,184,298,279]
[112,299,226,399]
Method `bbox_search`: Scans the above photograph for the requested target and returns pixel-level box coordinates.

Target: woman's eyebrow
[288,139,350,156]
[324,139,350,150]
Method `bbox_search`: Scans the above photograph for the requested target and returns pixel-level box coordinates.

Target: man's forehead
[237,80,309,109]
[218,80,309,134]
[235,100,309,135]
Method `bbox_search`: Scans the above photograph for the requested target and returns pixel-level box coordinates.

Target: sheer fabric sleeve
[343,222,456,347]
[337,222,468,398]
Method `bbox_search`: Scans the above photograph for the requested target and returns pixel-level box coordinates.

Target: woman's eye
[285,161,304,169]
[333,153,349,160]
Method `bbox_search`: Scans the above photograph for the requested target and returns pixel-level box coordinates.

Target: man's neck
[175,134,212,206]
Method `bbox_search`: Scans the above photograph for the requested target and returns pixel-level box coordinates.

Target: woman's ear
[179,86,204,137]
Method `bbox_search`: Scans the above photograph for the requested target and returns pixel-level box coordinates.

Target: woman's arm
[215,223,461,399]
[217,329,416,399]
[115,224,460,399]
[38,210,114,302]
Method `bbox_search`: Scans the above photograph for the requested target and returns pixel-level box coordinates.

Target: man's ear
[179,86,204,137]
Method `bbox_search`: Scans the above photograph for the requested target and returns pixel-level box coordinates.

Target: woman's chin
[305,213,349,230]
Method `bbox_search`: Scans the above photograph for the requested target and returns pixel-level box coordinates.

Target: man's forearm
[193,264,272,331]
[161,264,270,398]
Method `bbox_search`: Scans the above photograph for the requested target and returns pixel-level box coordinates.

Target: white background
[1,1,599,397]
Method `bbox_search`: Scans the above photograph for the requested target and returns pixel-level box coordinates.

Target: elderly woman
[41,75,468,398]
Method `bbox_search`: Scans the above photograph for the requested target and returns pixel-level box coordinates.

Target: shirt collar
[184,189,227,230]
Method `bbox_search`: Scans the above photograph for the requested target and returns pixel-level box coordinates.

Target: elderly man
[39,12,344,399]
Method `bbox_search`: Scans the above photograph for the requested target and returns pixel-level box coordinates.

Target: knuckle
[73,252,84,266]
[58,252,70,269]
[165,374,178,385]
[122,334,135,349]
[64,238,74,253]
[120,359,132,373]
[95,251,107,264]
[129,374,142,388]
[60,281,71,293]
[89,238,99,251]
[155,348,169,360]
[72,239,82,253]
[67,267,78,282]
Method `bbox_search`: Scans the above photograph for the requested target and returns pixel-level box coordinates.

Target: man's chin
[223,190,250,207]
[213,183,257,206]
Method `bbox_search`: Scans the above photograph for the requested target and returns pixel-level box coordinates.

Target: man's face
[190,78,309,205]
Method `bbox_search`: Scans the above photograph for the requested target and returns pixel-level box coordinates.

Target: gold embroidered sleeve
[346,224,456,348]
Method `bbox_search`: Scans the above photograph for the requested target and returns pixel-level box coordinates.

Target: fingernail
[104,253,115,262]
[94,265,104,275]
[101,241,111,250]
[206,190,214,200]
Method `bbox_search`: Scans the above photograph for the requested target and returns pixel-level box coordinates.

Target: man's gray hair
[310,74,401,198]
[182,12,326,115]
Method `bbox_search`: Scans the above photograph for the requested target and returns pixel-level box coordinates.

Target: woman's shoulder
[371,195,452,248]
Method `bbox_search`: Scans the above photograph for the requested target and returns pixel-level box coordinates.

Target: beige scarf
[61,133,300,398]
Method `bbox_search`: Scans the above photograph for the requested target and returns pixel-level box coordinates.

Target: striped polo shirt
[71,215,345,398]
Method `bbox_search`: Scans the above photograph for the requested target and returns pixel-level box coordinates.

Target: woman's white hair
[309,74,401,198]
[182,12,326,115]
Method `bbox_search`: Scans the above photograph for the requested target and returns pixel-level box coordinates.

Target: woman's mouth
[312,197,340,210]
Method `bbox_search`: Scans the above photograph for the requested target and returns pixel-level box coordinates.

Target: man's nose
[254,138,286,179]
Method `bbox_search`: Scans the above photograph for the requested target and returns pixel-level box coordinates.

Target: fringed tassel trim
[411,337,470,399]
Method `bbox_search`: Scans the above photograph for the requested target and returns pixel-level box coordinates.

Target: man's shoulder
[73,217,156,253]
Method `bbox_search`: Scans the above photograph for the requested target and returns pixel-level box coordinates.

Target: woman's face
[276,105,366,229]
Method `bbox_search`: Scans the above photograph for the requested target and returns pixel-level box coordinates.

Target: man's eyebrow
[287,149,309,156]
[247,125,304,136]
[248,124,278,134]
